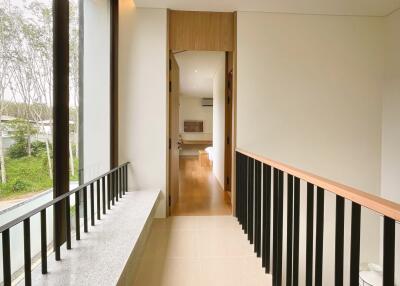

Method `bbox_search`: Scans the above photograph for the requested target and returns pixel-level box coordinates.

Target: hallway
[172,156,231,216]
[133,216,272,286]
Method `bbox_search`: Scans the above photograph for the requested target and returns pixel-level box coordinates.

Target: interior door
[168,52,180,215]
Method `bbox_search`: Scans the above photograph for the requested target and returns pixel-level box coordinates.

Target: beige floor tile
[141,229,168,259]
[134,216,272,286]
[165,216,198,231]
[156,258,201,286]
[197,257,247,286]
[165,230,198,258]
[196,215,240,231]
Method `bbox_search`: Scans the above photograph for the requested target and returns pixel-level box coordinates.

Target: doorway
[169,51,231,216]
[167,10,236,217]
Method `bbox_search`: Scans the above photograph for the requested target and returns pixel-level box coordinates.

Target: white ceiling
[134,0,400,17]
[174,51,225,98]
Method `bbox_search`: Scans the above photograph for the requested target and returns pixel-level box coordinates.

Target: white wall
[381,9,400,285]
[212,61,226,189]
[83,0,110,181]
[179,96,213,156]
[237,12,385,285]
[119,4,167,217]
[179,97,213,141]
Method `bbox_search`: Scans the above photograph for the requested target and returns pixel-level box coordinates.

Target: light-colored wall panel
[119,4,167,218]
[213,61,226,189]
[381,8,400,285]
[237,12,384,285]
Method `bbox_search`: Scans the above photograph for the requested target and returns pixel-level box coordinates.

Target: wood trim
[181,140,212,145]
[236,148,400,221]
[110,0,119,168]
[166,9,171,216]
[169,10,234,51]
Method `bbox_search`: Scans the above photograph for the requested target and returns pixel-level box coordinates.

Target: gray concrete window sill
[17,190,160,286]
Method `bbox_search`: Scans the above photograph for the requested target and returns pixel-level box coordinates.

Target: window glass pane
[0,0,54,282]
[69,0,79,185]
[0,0,53,203]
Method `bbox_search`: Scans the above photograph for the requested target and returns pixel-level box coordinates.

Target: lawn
[0,156,79,200]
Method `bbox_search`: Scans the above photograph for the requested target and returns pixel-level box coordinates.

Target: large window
[0,0,81,282]
[0,0,80,203]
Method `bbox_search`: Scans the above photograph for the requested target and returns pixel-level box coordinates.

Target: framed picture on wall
[184,120,204,132]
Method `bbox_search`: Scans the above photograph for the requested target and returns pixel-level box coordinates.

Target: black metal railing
[235,149,399,286]
[0,163,129,286]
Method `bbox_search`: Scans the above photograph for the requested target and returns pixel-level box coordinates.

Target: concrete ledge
[18,190,160,286]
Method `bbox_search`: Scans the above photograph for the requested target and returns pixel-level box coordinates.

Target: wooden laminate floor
[171,156,232,216]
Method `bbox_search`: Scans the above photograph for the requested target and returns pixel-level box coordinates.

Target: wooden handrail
[236,148,400,221]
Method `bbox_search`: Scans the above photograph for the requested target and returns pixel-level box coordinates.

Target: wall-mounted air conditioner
[201,97,213,107]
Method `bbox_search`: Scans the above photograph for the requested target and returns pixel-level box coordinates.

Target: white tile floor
[133,216,272,286]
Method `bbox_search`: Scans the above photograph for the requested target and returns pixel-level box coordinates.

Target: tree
[69,1,79,176]
[0,0,20,183]
[7,119,38,159]
[17,1,54,178]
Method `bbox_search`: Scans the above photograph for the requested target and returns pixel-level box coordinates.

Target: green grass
[0,156,79,200]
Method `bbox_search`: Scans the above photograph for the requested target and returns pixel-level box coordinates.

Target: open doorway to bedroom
[169,51,232,216]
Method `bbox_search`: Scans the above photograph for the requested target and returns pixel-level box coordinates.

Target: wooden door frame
[166,10,237,217]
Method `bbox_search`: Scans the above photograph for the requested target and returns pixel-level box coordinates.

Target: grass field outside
[0,156,79,200]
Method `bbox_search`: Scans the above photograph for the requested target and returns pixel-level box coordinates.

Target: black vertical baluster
[125,165,128,193]
[23,218,31,286]
[248,158,254,244]
[276,170,284,286]
[122,166,126,195]
[335,196,345,286]
[102,176,106,214]
[286,174,294,286]
[306,183,314,286]
[292,177,300,286]
[118,167,121,198]
[90,183,95,226]
[75,191,80,240]
[272,168,279,286]
[235,153,240,222]
[54,201,61,261]
[235,153,240,223]
[115,170,119,202]
[119,167,122,198]
[349,203,361,286]
[120,167,124,196]
[97,180,101,220]
[2,229,11,286]
[239,154,243,227]
[125,165,128,194]
[254,160,262,256]
[113,170,118,202]
[315,187,325,286]
[83,187,88,232]
[262,164,271,273]
[107,174,111,209]
[40,210,47,274]
[383,217,395,286]
[66,197,71,249]
[238,153,244,227]
[111,172,115,205]
[244,156,248,233]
